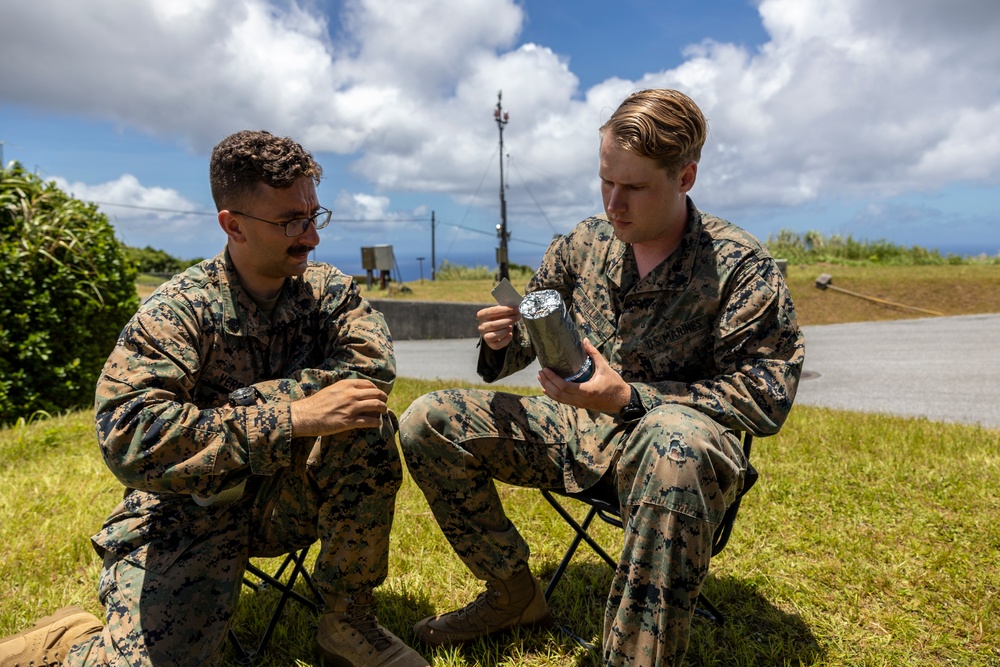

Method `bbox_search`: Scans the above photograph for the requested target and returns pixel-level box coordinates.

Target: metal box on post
[360,245,395,289]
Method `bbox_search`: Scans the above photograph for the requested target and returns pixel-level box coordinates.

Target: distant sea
[932,242,1000,258]
[313,248,546,284]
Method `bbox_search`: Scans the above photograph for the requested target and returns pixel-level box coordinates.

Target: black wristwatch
[228,386,262,407]
[618,385,647,422]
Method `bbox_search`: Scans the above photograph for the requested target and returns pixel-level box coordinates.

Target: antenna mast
[494,91,510,281]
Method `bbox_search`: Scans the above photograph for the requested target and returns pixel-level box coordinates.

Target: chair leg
[694,591,725,626]
[540,490,619,600]
[229,547,320,664]
[245,549,320,612]
[256,552,305,655]
[228,627,254,666]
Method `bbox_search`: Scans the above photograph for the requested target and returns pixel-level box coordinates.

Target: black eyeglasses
[229,207,332,237]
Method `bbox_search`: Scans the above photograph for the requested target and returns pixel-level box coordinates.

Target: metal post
[494,92,510,281]
[431,210,436,281]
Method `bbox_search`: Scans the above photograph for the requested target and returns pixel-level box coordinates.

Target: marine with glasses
[0,130,427,667]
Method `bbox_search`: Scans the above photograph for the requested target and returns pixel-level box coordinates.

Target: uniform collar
[218,249,310,337]
[608,197,704,295]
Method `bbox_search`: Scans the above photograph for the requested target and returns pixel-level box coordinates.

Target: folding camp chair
[228,546,323,665]
[540,432,757,629]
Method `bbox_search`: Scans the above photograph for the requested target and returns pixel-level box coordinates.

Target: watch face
[229,387,255,405]
[621,389,645,421]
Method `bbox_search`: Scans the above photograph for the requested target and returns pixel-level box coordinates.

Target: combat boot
[316,592,428,667]
[413,566,551,645]
[0,606,103,667]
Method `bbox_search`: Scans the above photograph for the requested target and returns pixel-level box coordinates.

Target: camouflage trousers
[65,419,401,667]
[399,390,746,667]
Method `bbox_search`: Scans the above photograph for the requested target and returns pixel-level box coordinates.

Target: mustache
[287,244,315,256]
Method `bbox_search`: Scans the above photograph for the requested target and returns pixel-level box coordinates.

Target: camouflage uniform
[400,199,804,666]
[67,249,401,667]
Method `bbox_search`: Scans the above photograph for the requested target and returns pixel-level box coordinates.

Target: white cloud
[2,0,999,246]
[52,174,215,255]
[686,0,1000,206]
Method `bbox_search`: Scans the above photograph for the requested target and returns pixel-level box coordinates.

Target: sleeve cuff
[244,402,293,475]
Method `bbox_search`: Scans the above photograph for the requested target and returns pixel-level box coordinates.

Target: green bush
[764,229,1000,266]
[0,163,138,425]
[124,244,202,275]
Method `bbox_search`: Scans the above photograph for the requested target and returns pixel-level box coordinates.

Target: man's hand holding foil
[538,339,632,414]
[477,305,520,351]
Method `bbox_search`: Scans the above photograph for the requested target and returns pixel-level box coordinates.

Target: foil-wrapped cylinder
[518,290,594,382]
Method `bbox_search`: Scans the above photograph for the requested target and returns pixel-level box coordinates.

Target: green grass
[2,381,998,666]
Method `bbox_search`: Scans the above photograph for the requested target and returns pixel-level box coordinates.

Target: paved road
[793,313,999,429]
[394,313,1000,430]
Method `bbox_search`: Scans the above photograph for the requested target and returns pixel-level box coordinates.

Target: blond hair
[600,89,707,176]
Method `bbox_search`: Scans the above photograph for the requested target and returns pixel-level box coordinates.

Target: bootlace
[453,583,502,620]
[345,597,393,651]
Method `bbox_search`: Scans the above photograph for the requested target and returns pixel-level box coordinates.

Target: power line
[95,201,214,216]
[509,236,551,248]
[331,217,429,223]
[94,194,552,248]
[432,219,551,247]
[443,141,499,258]
[507,156,559,235]
[94,200,428,224]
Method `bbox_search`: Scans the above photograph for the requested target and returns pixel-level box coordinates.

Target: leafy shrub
[0,163,138,425]
[763,229,997,266]
[124,244,202,275]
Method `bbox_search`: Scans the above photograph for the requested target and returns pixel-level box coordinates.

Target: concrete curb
[369,299,488,340]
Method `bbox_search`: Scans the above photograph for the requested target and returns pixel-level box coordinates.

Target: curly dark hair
[209,130,322,212]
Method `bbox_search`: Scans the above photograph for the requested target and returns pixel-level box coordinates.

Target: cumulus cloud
[53,174,215,256]
[2,0,999,249]
[684,0,1000,206]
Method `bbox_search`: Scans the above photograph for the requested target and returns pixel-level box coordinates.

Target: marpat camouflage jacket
[479,198,805,437]
[92,249,394,558]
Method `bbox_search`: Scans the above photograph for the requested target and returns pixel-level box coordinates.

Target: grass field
[0,386,997,666]
[9,264,1000,665]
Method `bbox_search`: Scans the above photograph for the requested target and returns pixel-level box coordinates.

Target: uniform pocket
[572,291,616,348]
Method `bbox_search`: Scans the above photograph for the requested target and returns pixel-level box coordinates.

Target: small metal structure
[361,244,396,289]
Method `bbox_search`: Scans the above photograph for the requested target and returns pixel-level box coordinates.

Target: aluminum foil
[518,290,593,382]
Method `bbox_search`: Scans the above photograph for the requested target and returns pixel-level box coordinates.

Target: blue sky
[2,0,999,282]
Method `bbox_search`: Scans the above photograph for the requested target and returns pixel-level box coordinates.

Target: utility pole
[494,91,510,281]
[431,210,436,281]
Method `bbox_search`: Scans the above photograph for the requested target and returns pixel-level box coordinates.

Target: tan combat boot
[316,592,428,667]
[0,606,103,667]
[413,567,551,646]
